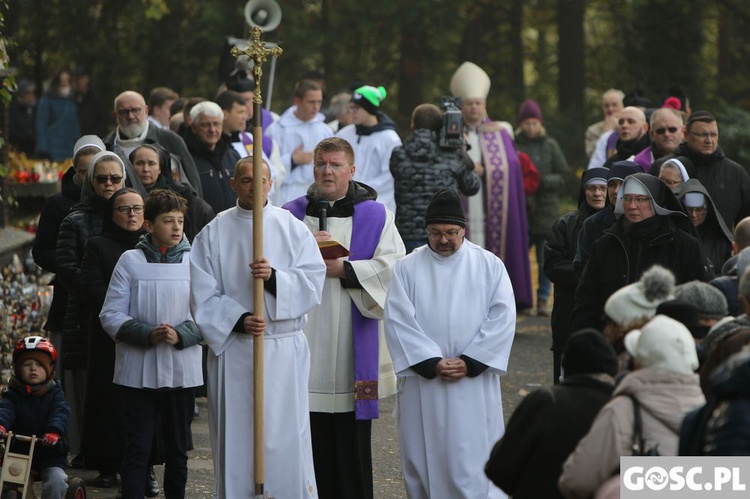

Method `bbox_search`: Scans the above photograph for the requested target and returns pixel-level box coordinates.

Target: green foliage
[714,101,750,173]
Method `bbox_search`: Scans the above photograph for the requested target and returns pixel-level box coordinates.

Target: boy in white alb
[100,189,203,499]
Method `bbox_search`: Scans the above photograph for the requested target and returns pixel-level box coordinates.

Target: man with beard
[104,90,202,198]
[185,101,241,213]
[603,106,651,168]
[384,188,515,499]
[651,110,750,226]
[634,107,685,172]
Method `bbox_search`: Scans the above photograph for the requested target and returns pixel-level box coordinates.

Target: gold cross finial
[231,26,283,104]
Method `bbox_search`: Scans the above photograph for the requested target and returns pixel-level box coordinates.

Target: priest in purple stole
[450,61,534,309]
[283,137,405,499]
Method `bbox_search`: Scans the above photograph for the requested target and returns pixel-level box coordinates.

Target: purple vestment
[284,196,386,420]
[466,123,533,309]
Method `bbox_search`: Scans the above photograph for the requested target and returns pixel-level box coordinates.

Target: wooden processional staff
[231,27,282,499]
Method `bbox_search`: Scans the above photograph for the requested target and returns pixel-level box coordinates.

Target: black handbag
[627,394,661,456]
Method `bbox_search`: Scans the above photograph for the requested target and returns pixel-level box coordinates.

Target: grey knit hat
[674,281,728,321]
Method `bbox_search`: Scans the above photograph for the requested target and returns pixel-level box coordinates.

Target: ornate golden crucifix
[231,26,283,105]
[230,25,282,499]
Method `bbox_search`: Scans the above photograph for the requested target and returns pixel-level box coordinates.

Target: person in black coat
[573,161,643,277]
[129,144,214,241]
[78,188,144,488]
[184,101,241,213]
[485,329,618,499]
[650,110,750,227]
[33,136,105,361]
[544,167,608,384]
[678,178,733,273]
[572,173,713,331]
[681,344,750,456]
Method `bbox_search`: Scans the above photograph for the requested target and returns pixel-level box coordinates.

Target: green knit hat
[352,85,387,115]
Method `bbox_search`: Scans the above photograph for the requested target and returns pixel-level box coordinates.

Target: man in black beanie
[384,188,517,497]
[485,329,618,499]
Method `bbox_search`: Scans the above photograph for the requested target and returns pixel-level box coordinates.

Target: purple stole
[283,196,386,420]
[239,131,273,159]
[605,131,619,160]
[477,123,534,309]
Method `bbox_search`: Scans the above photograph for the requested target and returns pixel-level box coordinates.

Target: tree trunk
[558,0,585,114]
[509,0,525,106]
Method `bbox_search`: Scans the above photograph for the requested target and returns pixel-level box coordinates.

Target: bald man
[603,106,651,168]
[711,217,750,316]
[103,90,203,198]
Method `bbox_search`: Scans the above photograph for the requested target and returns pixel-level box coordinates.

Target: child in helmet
[0,336,71,498]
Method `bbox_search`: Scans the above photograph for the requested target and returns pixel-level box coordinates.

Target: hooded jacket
[559,368,704,499]
[572,173,712,331]
[651,142,750,226]
[336,113,402,212]
[678,178,733,272]
[389,128,479,242]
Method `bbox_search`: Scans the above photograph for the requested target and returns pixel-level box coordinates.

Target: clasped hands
[149,324,179,346]
[435,358,468,381]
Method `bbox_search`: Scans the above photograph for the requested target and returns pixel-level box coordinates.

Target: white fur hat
[450,62,491,100]
[605,265,675,326]
[624,315,700,375]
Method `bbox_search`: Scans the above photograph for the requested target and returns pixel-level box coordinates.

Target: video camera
[439,96,464,150]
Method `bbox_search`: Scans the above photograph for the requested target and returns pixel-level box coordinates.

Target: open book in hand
[318,240,350,259]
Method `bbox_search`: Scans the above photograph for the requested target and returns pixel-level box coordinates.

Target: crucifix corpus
[230,26,282,499]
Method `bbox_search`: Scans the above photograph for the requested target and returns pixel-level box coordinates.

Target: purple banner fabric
[283,196,386,420]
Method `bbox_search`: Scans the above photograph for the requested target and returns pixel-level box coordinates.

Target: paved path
[56,311,552,498]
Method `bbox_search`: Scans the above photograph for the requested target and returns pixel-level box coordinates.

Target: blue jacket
[0,379,70,470]
[35,94,81,161]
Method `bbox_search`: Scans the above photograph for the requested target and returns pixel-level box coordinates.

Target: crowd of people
[3,57,750,499]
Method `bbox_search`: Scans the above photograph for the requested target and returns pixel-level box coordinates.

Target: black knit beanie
[425,189,466,227]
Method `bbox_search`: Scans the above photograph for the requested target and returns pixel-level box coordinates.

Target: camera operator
[389,102,480,253]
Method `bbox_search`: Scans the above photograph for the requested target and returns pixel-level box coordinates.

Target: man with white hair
[185,101,241,213]
[450,61,533,311]
[103,90,202,198]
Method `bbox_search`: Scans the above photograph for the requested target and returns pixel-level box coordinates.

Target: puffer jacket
[33,166,82,332]
[559,368,705,499]
[389,129,479,242]
[55,176,109,369]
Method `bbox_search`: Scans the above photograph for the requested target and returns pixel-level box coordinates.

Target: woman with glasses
[678,178,733,272]
[78,188,145,491]
[54,151,128,476]
[572,173,712,331]
[129,143,214,241]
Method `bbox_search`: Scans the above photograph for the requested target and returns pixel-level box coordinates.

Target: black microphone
[316,199,329,232]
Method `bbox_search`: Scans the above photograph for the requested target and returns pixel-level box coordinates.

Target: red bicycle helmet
[13,336,58,364]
